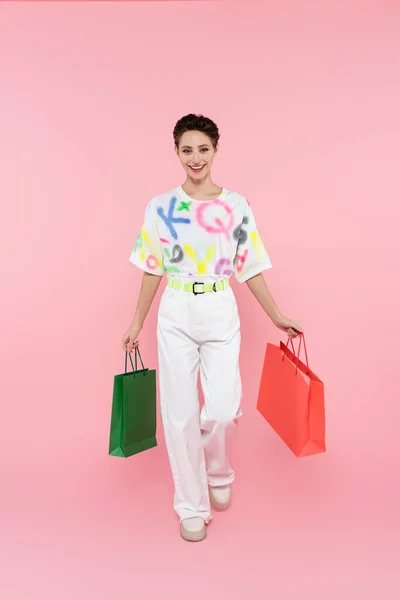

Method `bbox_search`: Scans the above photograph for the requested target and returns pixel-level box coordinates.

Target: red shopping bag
[257,335,326,457]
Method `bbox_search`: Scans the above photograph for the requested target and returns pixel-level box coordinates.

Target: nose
[191,152,201,164]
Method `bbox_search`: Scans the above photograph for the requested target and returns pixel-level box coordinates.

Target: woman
[122,114,303,542]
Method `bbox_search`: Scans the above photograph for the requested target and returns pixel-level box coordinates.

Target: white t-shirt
[129,186,272,283]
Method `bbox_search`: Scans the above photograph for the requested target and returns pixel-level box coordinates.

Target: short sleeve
[234,200,272,283]
[129,200,165,276]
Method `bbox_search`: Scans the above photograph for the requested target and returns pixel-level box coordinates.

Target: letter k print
[157,196,191,240]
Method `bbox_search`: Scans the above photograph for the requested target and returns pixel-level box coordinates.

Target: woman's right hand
[122,323,142,353]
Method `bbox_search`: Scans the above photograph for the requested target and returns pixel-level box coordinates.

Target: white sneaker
[180,517,207,542]
[209,485,232,510]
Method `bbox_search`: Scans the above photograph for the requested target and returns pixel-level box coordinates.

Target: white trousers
[157,277,242,523]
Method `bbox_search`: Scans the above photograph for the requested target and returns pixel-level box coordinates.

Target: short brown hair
[173,114,220,149]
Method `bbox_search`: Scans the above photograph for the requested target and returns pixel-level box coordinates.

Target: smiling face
[175,130,218,182]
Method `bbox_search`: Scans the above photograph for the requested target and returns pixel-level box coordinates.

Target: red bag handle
[282,333,309,373]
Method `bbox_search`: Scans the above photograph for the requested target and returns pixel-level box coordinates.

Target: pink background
[1,1,399,598]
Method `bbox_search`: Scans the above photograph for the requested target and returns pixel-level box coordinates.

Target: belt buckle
[193,282,204,295]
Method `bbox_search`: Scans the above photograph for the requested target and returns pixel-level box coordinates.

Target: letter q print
[196,200,234,241]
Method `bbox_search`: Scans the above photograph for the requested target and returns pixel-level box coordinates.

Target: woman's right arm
[122,272,163,352]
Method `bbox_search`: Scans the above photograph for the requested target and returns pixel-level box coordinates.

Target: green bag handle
[124,347,147,375]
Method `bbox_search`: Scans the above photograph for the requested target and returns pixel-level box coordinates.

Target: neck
[183,176,216,193]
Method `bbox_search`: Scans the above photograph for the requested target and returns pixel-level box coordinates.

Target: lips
[190,165,205,172]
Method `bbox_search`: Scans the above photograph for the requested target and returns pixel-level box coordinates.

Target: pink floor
[2,414,398,599]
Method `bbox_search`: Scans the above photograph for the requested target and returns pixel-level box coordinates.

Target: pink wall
[1,2,399,598]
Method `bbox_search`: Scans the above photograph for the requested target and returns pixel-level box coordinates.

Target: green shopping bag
[108,347,157,458]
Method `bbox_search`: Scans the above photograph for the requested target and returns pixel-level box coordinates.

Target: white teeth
[191,166,204,170]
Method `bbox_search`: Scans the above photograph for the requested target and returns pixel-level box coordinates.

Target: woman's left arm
[246,273,303,338]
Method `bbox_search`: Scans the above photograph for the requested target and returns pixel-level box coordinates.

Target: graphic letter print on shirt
[169,244,184,263]
[184,245,215,275]
[140,230,162,270]
[134,232,143,252]
[196,200,234,241]
[250,231,268,260]
[157,197,191,240]
[235,248,248,273]
[215,258,234,276]
[177,201,192,212]
[162,247,180,273]
[233,216,249,245]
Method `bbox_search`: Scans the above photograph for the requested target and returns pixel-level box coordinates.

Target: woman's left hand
[272,314,303,338]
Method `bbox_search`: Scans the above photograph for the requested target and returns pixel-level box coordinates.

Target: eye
[201,148,209,153]
[182,149,191,154]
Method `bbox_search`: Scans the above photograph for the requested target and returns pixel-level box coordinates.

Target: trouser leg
[199,304,242,488]
[157,294,211,522]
